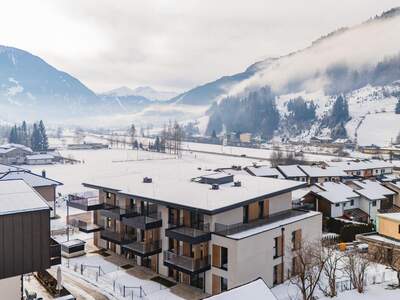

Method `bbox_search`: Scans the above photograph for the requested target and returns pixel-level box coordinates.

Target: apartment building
[0,179,61,299]
[77,167,321,295]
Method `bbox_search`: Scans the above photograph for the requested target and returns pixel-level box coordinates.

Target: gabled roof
[0,171,63,187]
[298,165,347,178]
[352,180,396,200]
[0,143,33,153]
[314,182,359,204]
[0,163,25,174]
[203,278,277,300]
[277,165,307,178]
[245,165,282,178]
[0,179,50,215]
[26,154,54,160]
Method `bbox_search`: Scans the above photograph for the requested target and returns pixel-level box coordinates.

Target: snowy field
[356,113,400,146]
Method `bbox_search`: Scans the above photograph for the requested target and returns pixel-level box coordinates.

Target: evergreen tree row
[8,120,48,151]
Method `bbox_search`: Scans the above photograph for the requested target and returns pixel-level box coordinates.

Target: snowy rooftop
[246,165,282,178]
[26,154,54,160]
[298,165,347,177]
[84,166,305,213]
[204,278,277,300]
[352,180,396,200]
[327,159,394,171]
[0,179,50,215]
[314,182,359,204]
[277,165,306,178]
[0,171,63,187]
[0,143,33,153]
[0,163,25,174]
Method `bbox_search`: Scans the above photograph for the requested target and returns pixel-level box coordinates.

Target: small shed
[61,239,86,258]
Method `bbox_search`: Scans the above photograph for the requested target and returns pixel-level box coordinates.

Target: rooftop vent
[200,173,234,185]
[234,181,242,187]
[143,177,153,183]
[211,184,219,190]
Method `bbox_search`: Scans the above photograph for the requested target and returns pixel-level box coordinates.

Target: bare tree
[343,251,371,293]
[290,240,327,300]
[373,244,400,288]
[319,246,344,297]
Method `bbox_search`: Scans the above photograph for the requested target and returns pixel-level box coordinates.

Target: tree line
[8,120,49,151]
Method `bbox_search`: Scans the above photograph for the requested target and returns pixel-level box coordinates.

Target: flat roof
[84,172,305,214]
[0,179,50,215]
[246,166,282,178]
[378,213,400,222]
[204,278,277,300]
[0,171,63,187]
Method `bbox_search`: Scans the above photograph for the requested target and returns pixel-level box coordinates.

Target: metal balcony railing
[100,229,135,245]
[166,223,211,243]
[123,240,162,256]
[163,250,211,273]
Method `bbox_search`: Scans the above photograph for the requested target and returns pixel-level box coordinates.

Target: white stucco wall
[0,276,20,300]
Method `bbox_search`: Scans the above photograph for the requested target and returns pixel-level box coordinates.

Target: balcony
[122,212,162,230]
[214,209,308,236]
[122,240,162,257]
[49,238,61,266]
[77,220,103,233]
[100,229,135,245]
[165,223,211,244]
[67,194,105,211]
[163,250,211,274]
[100,207,138,220]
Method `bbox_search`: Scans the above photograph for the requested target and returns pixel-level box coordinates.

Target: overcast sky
[0,1,399,93]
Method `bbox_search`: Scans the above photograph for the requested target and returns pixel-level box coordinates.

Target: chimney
[42,170,46,178]
[211,184,219,190]
[234,181,242,187]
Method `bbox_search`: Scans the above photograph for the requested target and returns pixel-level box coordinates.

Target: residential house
[0,143,32,165]
[0,180,61,300]
[25,154,54,165]
[78,166,321,294]
[239,133,252,144]
[297,165,347,184]
[326,160,394,178]
[384,181,400,207]
[0,163,25,174]
[0,170,63,216]
[276,165,307,182]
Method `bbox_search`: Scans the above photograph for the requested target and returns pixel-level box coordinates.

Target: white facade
[0,276,20,300]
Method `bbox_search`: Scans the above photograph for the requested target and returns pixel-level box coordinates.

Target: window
[273,264,283,285]
[273,236,283,258]
[258,201,264,219]
[221,247,228,270]
[356,171,361,176]
[324,178,328,182]
[292,229,301,250]
[243,205,249,223]
[335,203,340,207]
[350,199,354,206]
[398,224,400,234]
[375,169,379,174]
[221,277,228,292]
[343,202,346,207]
[372,200,377,207]
[106,192,112,199]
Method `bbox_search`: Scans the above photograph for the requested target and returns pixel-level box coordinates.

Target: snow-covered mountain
[203,7,400,146]
[102,86,178,101]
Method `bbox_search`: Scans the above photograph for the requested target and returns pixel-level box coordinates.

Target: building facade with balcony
[0,179,61,300]
[83,169,321,295]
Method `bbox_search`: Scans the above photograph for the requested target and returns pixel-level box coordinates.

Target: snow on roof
[61,239,86,248]
[204,278,277,300]
[0,171,63,187]
[277,165,306,178]
[226,210,320,239]
[246,166,282,178]
[298,165,347,177]
[352,180,396,200]
[0,143,33,153]
[378,213,400,222]
[362,234,400,247]
[26,154,54,160]
[327,159,394,171]
[314,182,359,203]
[84,170,305,213]
[0,163,25,174]
[0,179,50,215]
